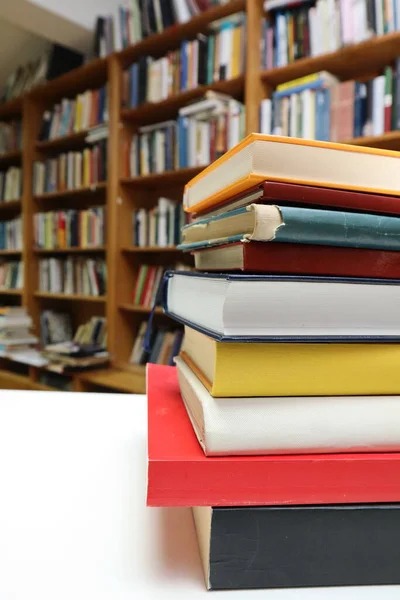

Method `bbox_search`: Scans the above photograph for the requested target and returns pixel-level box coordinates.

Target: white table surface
[0,390,398,600]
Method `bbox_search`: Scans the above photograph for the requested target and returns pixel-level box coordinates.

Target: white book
[176,356,400,456]
[112,7,123,52]
[172,0,192,23]
[259,98,272,134]
[372,75,385,136]
[157,197,172,247]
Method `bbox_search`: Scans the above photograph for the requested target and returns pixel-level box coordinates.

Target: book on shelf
[34,207,105,249]
[122,13,246,108]
[260,65,400,140]
[39,85,108,141]
[133,262,189,307]
[124,92,245,176]
[132,197,188,247]
[0,120,22,155]
[39,371,73,390]
[32,140,107,195]
[260,0,397,70]
[0,167,22,202]
[38,257,106,296]
[0,217,22,251]
[94,0,230,57]
[0,261,22,290]
[0,307,37,356]
[129,320,183,366]
[40,310,73,346]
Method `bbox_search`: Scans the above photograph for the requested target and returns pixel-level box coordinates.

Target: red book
[139,266,155,306]
[193,240,400,277]
[147,364,400,507]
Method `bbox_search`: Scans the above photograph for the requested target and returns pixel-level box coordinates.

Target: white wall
[29,0,120,30]
[0,19,49,86]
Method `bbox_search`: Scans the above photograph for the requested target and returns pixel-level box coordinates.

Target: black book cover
[197,34,208,86]
[159,0,175,29]
[147,0,158,35]
[138,56,148,105]
[39,111,52,141]
[194,504,400,590]
[139,0,150,38]
[94,17,105,58]
[46,44,84,81]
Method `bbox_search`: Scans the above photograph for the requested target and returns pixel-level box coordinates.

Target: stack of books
[260,68,400,141]
[0,217,22,251]
[132,197,187,247]
[0,120,22,155]
[34,207,105,249]
[39,85,108,141]
[124,92,245,176]
[0,262,22,290]
[38,257,106,296]
[147,134,400,590]
[122,13,246,107]
[129,321,183,366]
[0,307,38,357]
[0,167,22,202]
[33,140,107,195]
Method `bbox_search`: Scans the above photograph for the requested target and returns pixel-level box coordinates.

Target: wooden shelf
[121,76,244,124]
[34,292,106,302]
[117,0,246,67]
[33,182,107,201]
[0,289,22,295]
[260,31,400,88]
[0,249,21,256]
[35,131,89,152]
[0,97,23,120]
[34,246,106,254]
[79,366,146,393]
[120,166,206,187]
[0,200,21,211]
[344,131,400,150]
[122,245,179,253]
[0,149,21,165]
[119,303,163,314]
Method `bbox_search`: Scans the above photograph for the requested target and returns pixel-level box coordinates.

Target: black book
[159,0,175,28]
[147,0,158,35]
[193,504,400,590]
[94,17,105,58]
[45,44,84,81]
[140,0,150,38]
[138,56,148,105]
[197,34,208,86]
[39,111,52,141]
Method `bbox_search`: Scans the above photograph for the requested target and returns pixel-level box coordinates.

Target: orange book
[183,134,400,215]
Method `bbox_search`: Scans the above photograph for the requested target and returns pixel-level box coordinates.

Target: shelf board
[35,131,89,152]
[121,76,244,124]
[0,200,21,211]
[0,97,23,120]
[120,166,205,187]
[0,249,21,256]
[260,31,400,88]
[0,149,22,165]
[117,0,246,67]
[122,245,178,253]
[345,131,400,150]
[79,366,146,393]
[34,292,106,302]
[0,288,22,295]
[33,182,107,201]
[34,246,106,254]
[119,303,163,314]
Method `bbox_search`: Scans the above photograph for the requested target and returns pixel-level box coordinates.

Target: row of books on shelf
[130,320,183,366]
[260,0,400,70]
[0,217,22,251]
[122,14,246,108]
[34,208,105,250]
[39,85,108,142]
[0,167,22,202]
[32,141,107,195]
[38,257,106,296]
[259,69,400,141]
[124,93,245,176]
[95,0,226,56]
[132,262,189,307]
[133,198,187,247]
[0,261,23,290]
[0,121,22,155]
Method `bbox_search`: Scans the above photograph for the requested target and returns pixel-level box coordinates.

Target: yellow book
[277,73,323,93]
[75,94,82,132]
[181,327,400,397]
[231,26,240,78]
[183,133,400,214]
[83,149,90,187]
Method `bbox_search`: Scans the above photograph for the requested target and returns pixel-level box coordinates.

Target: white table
[0,390,398,600]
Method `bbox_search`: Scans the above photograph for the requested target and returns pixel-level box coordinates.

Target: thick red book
[193,240,400,277]
[147,364,400,507]
[198,180,400,218]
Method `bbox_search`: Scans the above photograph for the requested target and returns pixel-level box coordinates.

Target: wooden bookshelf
[0,249,22,256]
[1,0,400,392]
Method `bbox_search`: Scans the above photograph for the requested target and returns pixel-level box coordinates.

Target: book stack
[0,307,38,357]
[129,321,183,366]
[38,257,106,296]
[122,14,246,107]
[39,85,108,141]
[260,67,400,140]
[0,167,22,202]
[147,134,400,590]
[95,0,228,56]
[42,316,109,371]
[33,141,107,195]
[0,120,22,155]
[0,262,22,290]
[124,92,245,176]
[261,0,400,69]
[132,198,187,247]
[0,217,22,251]
[34,207,105,249]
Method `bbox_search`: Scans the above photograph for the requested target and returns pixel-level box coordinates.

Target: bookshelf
[1,0,400,393]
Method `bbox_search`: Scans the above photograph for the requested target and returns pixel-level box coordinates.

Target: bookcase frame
[0,0,399,393]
